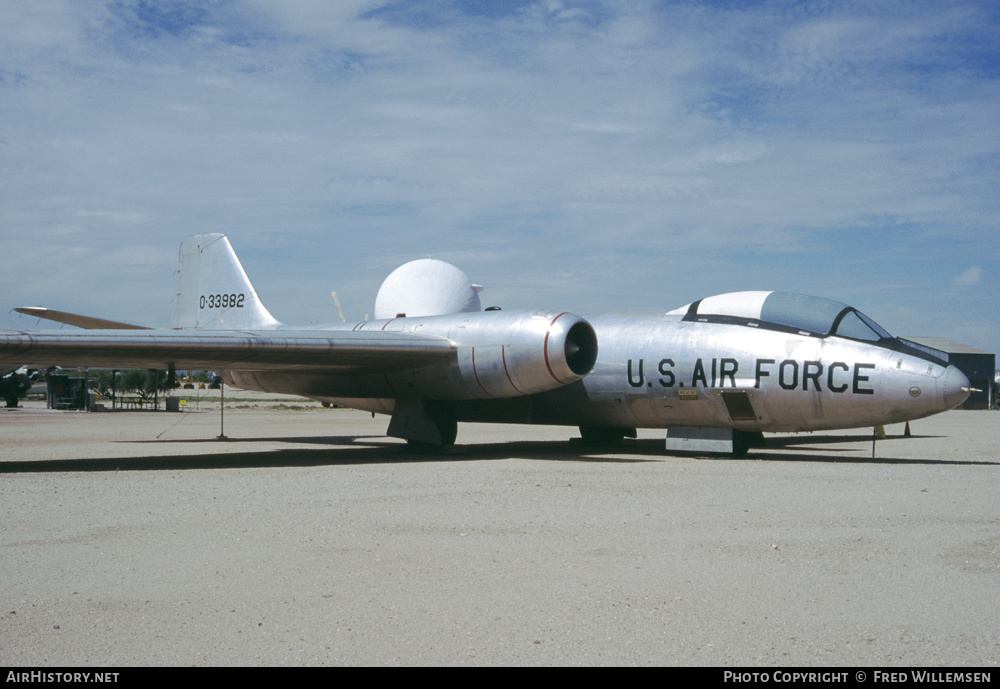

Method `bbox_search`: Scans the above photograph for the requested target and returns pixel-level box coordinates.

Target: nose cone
[941,365,971,411]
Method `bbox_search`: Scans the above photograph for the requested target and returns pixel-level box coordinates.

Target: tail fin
[170,234,280,330]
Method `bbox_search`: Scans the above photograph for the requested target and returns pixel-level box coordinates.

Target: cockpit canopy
[671,291,893,343]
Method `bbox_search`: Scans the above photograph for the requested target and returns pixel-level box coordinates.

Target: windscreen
[832,309,893,342]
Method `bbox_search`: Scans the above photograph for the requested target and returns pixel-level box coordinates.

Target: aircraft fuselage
[523,313,967,433]
[225,310,968,436]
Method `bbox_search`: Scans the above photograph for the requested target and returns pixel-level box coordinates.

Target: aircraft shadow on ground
[763,433,939,447]
[1,432,996,474]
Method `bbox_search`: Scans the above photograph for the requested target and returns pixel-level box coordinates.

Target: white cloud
[954,266,982,286]
[0,0,997,354]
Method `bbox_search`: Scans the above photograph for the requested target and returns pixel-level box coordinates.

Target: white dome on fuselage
[374,259,482,320]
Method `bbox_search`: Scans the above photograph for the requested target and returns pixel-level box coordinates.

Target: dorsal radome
[374,259,483,320]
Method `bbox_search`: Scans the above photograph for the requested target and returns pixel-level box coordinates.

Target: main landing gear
[387,400,457,450]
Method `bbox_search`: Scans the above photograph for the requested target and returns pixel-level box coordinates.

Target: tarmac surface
[1,397,997,666]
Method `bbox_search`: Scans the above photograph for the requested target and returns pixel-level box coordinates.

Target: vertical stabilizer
[170,234,280,330]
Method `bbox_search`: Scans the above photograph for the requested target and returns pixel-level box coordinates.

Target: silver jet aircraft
[1,234,971,455]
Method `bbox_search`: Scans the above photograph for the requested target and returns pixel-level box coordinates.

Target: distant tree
[88,369,171,403]
[89,370,117,401]
[190,370,213,384]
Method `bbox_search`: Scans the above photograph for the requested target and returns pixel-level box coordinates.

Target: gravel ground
[1,404,997,666]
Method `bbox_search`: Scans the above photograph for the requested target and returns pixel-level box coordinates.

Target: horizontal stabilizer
[14,307,151,330]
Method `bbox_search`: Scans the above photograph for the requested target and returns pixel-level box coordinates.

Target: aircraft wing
[0,329,455,373]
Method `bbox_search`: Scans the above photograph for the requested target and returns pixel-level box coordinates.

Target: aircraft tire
[404,416,457,452]
[436,417,458,447]
[731,429,763,458]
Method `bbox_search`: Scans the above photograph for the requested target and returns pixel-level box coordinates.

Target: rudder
[170,234,280,330]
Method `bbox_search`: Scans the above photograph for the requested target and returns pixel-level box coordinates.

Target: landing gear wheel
[405,416,457,453]
[731,430,763,458]
[435,417,458,447]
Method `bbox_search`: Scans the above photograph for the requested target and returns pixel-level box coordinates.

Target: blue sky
[2,0,998,357]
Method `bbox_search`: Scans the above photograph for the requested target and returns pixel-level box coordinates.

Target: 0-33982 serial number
[200,293,245,309]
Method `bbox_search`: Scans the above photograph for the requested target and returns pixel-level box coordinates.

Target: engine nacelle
[369,309,598,399]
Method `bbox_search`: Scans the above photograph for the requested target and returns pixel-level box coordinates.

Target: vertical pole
[217,379,228,440]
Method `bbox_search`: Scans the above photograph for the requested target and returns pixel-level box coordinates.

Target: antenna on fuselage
[330,292,346,323]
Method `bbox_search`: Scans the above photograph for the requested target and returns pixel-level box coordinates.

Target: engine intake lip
[544,313,598,383]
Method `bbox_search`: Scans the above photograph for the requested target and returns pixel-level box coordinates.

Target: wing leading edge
[0,329,455,373]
